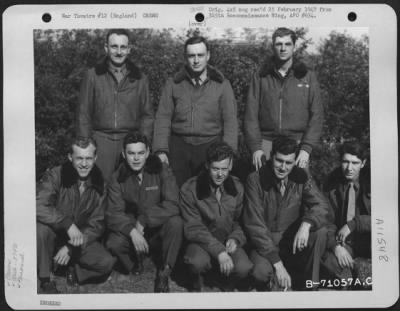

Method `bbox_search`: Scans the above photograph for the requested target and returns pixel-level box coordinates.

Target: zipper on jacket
[279,96,282,132]
[114,87,118,129]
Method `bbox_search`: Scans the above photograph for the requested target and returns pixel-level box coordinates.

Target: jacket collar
[95,57,142,80]
[259,58,308,79]
[196,169,238,200]
[173,65,224,84]
[259,160,308,191]
[324,167,371,193]
[117,154,163,183]
[61,162,104,195]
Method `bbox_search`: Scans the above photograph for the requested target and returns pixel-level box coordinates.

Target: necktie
[280,180,286,197]
[194,77,201,87]
[137,174,142,186]
[78,181,86,195]
[346,183,356,221]
[215,187,222,203]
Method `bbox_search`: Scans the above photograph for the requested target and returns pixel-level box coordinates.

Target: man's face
[123,142,149,172]
[68,144,97,179]
[104,34,130,67]
[273,35,295,62]
[341,153,366,182]
[207,158,232,187]
[272,152,296,181]
[185,42,210,75]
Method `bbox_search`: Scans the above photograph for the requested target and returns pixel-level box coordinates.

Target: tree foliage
[34,28,369,183]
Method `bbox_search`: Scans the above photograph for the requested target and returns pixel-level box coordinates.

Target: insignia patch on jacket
[297,83,310,88]
[145,186,159,191]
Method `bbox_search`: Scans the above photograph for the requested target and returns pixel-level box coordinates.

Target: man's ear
[104,42,108,54]
[361,159,367,168]
[228,159,233,171]
[68,153,72,162]
[206,51,210,62]
[121,150,126,160]
[144,147,150,159]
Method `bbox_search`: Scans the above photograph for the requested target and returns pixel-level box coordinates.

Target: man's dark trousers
[251,223,328,290]
[37,223,115,283]
[169,135,220,187]
[105,216,183,272]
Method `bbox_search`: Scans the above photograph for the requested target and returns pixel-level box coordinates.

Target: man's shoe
[40,280,60,294]
[154,266,171,293]
[66,267,78,286]
[132,254,145,275]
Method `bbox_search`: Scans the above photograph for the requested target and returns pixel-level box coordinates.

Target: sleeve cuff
[300,143,313,154]
[266,251,281,265]
[347,220,356,232]
[301,218,317,230]
[121,223,135,237]
[59,217,73,231]
[138,215,147,227]
[210,243,227,259]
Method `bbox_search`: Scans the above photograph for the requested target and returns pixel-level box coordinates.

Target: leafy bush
[34,28,369,182]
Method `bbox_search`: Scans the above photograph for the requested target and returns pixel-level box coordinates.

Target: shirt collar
[210,182,225,194]
[191,69,208,86]
[108,61,127,76]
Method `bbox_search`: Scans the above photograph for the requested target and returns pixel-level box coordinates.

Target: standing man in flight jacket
[244,27,323,171]
[77,29,154,181]
[153,36,238,187]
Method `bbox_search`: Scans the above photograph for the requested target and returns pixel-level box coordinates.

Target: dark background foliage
[34,28,369,183]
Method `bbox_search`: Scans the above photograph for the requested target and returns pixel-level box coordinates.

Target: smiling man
[321,141,371,287]
[105,131,183,292]
[243,136,331,291]
[244,27,323,171]
[76,29,154,181]
[180,142,253,291]
[36,137,115,294]
[153,36,238,187]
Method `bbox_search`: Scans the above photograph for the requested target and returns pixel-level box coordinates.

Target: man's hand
[225,239,238,254]
[293,222,311,254]
[67,224,84,247]
[54,245,71,266]
[157,153,169,165]
[252,150,265,171]
[135,221,145,236]
[337,224,351,246]
[295,150,310,168]
[273,261,291,290]
[217,251,234,276]
[130,228,149,254]
[334,245,354,269]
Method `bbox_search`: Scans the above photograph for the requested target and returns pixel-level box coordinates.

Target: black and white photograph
[3,4,398,309]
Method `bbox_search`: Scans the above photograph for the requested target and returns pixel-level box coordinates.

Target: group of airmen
[36,27,371,293]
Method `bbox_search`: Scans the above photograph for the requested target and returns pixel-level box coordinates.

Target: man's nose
[348,163,353,170]
[194,55,199,63]
[81,159,88,166]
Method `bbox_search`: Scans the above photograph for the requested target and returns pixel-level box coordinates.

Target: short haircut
[206,141,234,165]
[272,27,297,44]
[123,131,150,150]
[339,141,369,161]
[69,137,97,154]
[271,136,298,157]
[184,36,209,55]
[106,29,131,44]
